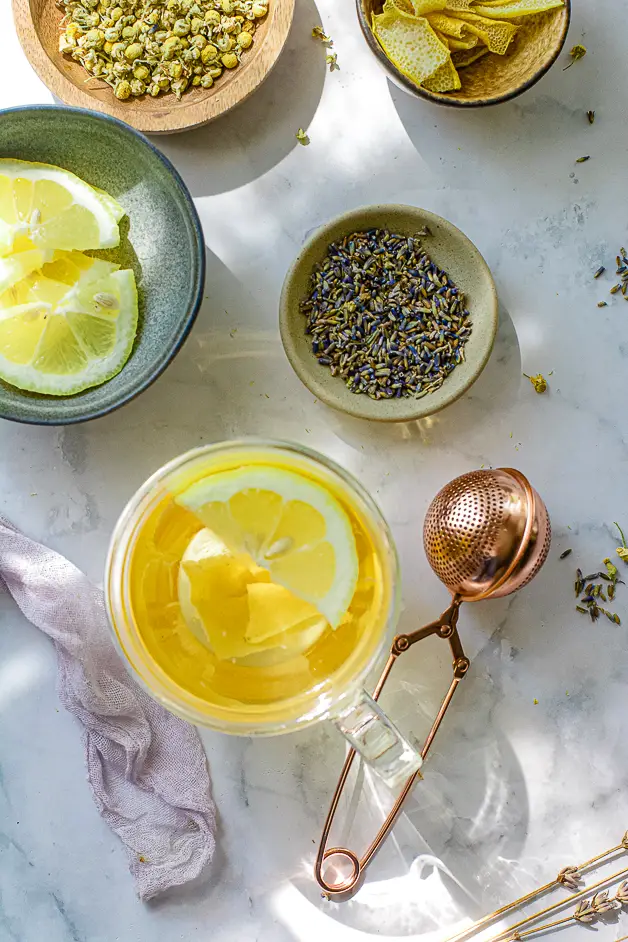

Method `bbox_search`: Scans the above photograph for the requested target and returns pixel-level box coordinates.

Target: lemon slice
[176,465,359,632]
[0,243,47,295]
[472,0,564,14]
[373,4,450,86]
[39,250,120,289]
[178,528,329,663]
[0,159,120,256]
[0,267,137,395]
[91,185,125,223]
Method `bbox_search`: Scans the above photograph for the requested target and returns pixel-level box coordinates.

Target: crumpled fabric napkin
[0,516,216,901]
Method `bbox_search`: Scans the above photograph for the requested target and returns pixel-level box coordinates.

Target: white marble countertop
[3,1,628,940]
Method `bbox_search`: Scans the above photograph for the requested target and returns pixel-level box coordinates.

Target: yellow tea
[108,444,397,732]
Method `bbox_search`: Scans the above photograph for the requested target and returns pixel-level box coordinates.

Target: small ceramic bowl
[13,0,294,134]
[357,0,570,108]
[279,205,498,422]
[0,106,205,426]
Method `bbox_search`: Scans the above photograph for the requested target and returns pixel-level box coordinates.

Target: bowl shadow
[155,0,326,199]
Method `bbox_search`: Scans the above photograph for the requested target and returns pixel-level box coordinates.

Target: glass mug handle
[332,690,422,788]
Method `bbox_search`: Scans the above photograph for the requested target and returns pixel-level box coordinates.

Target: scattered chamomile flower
[615,522,628,564]
[564,43,586,70]
[523,372,548,394]
[311,25,333,46]
[326,52,339,71]
[296,128,310,145]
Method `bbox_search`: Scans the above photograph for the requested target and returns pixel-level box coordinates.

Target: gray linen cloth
[0,516,216,900]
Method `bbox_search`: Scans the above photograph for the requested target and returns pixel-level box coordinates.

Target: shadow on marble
[269,593,533,936]
[327,302,522,454]
[80,245,347,515]
[386,58,600,193]
[154,0,326,199]
[284,638,530,935]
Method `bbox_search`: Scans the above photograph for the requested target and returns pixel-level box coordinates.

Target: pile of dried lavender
[595,246,628,307]
[300,229,472,401]
[574,560,621,624]
[567,524,628,624]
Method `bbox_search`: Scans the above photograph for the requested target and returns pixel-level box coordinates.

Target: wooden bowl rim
[279,204,499,423]
[12,0,295,133]
[0,104,206,426]
[356,0,571,108]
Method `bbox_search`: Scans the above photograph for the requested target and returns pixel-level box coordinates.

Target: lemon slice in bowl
[0,267,138,395]
[40,249,120,288]
[176,466,359,633]
[0,241,48,295]
[91,185,126,224]
[0,159,120,256]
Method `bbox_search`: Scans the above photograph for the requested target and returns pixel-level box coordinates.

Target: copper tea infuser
[315,468,551,898]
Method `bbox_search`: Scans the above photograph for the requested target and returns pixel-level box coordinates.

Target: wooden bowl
[356,1,570,107]
[13,0,294,134]
[279,205,498,423]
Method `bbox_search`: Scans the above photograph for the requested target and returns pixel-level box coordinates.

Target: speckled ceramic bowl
[0,106,205,425]
[279,205,498,422]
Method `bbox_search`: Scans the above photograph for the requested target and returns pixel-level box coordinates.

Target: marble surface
[2,1,628,940]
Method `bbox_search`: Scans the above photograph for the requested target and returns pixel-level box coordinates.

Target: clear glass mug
[105,440,422,788]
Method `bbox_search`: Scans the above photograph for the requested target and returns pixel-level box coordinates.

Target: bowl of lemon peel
[0,106,204,425]
[357,0,570,106]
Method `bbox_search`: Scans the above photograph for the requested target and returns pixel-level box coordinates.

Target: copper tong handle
[315,596,469,898]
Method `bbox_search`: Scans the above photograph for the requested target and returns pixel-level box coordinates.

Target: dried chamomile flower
[615,523,628,564]
[523,372,547,393]
[564,43,586,70]
[57,0,267,102]
[296,128,310,145]
[326,52,339,71]
[312,25,333,46]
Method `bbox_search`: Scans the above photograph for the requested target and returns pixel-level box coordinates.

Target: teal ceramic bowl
[0,106,205,425]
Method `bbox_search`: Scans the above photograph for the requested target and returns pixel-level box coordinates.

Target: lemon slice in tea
[0,267,138,395]
[176,465,359,633]
[0,159,120,256]
[178,527,329,663]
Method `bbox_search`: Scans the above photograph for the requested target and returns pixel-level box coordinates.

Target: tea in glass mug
[106,440,421,786]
